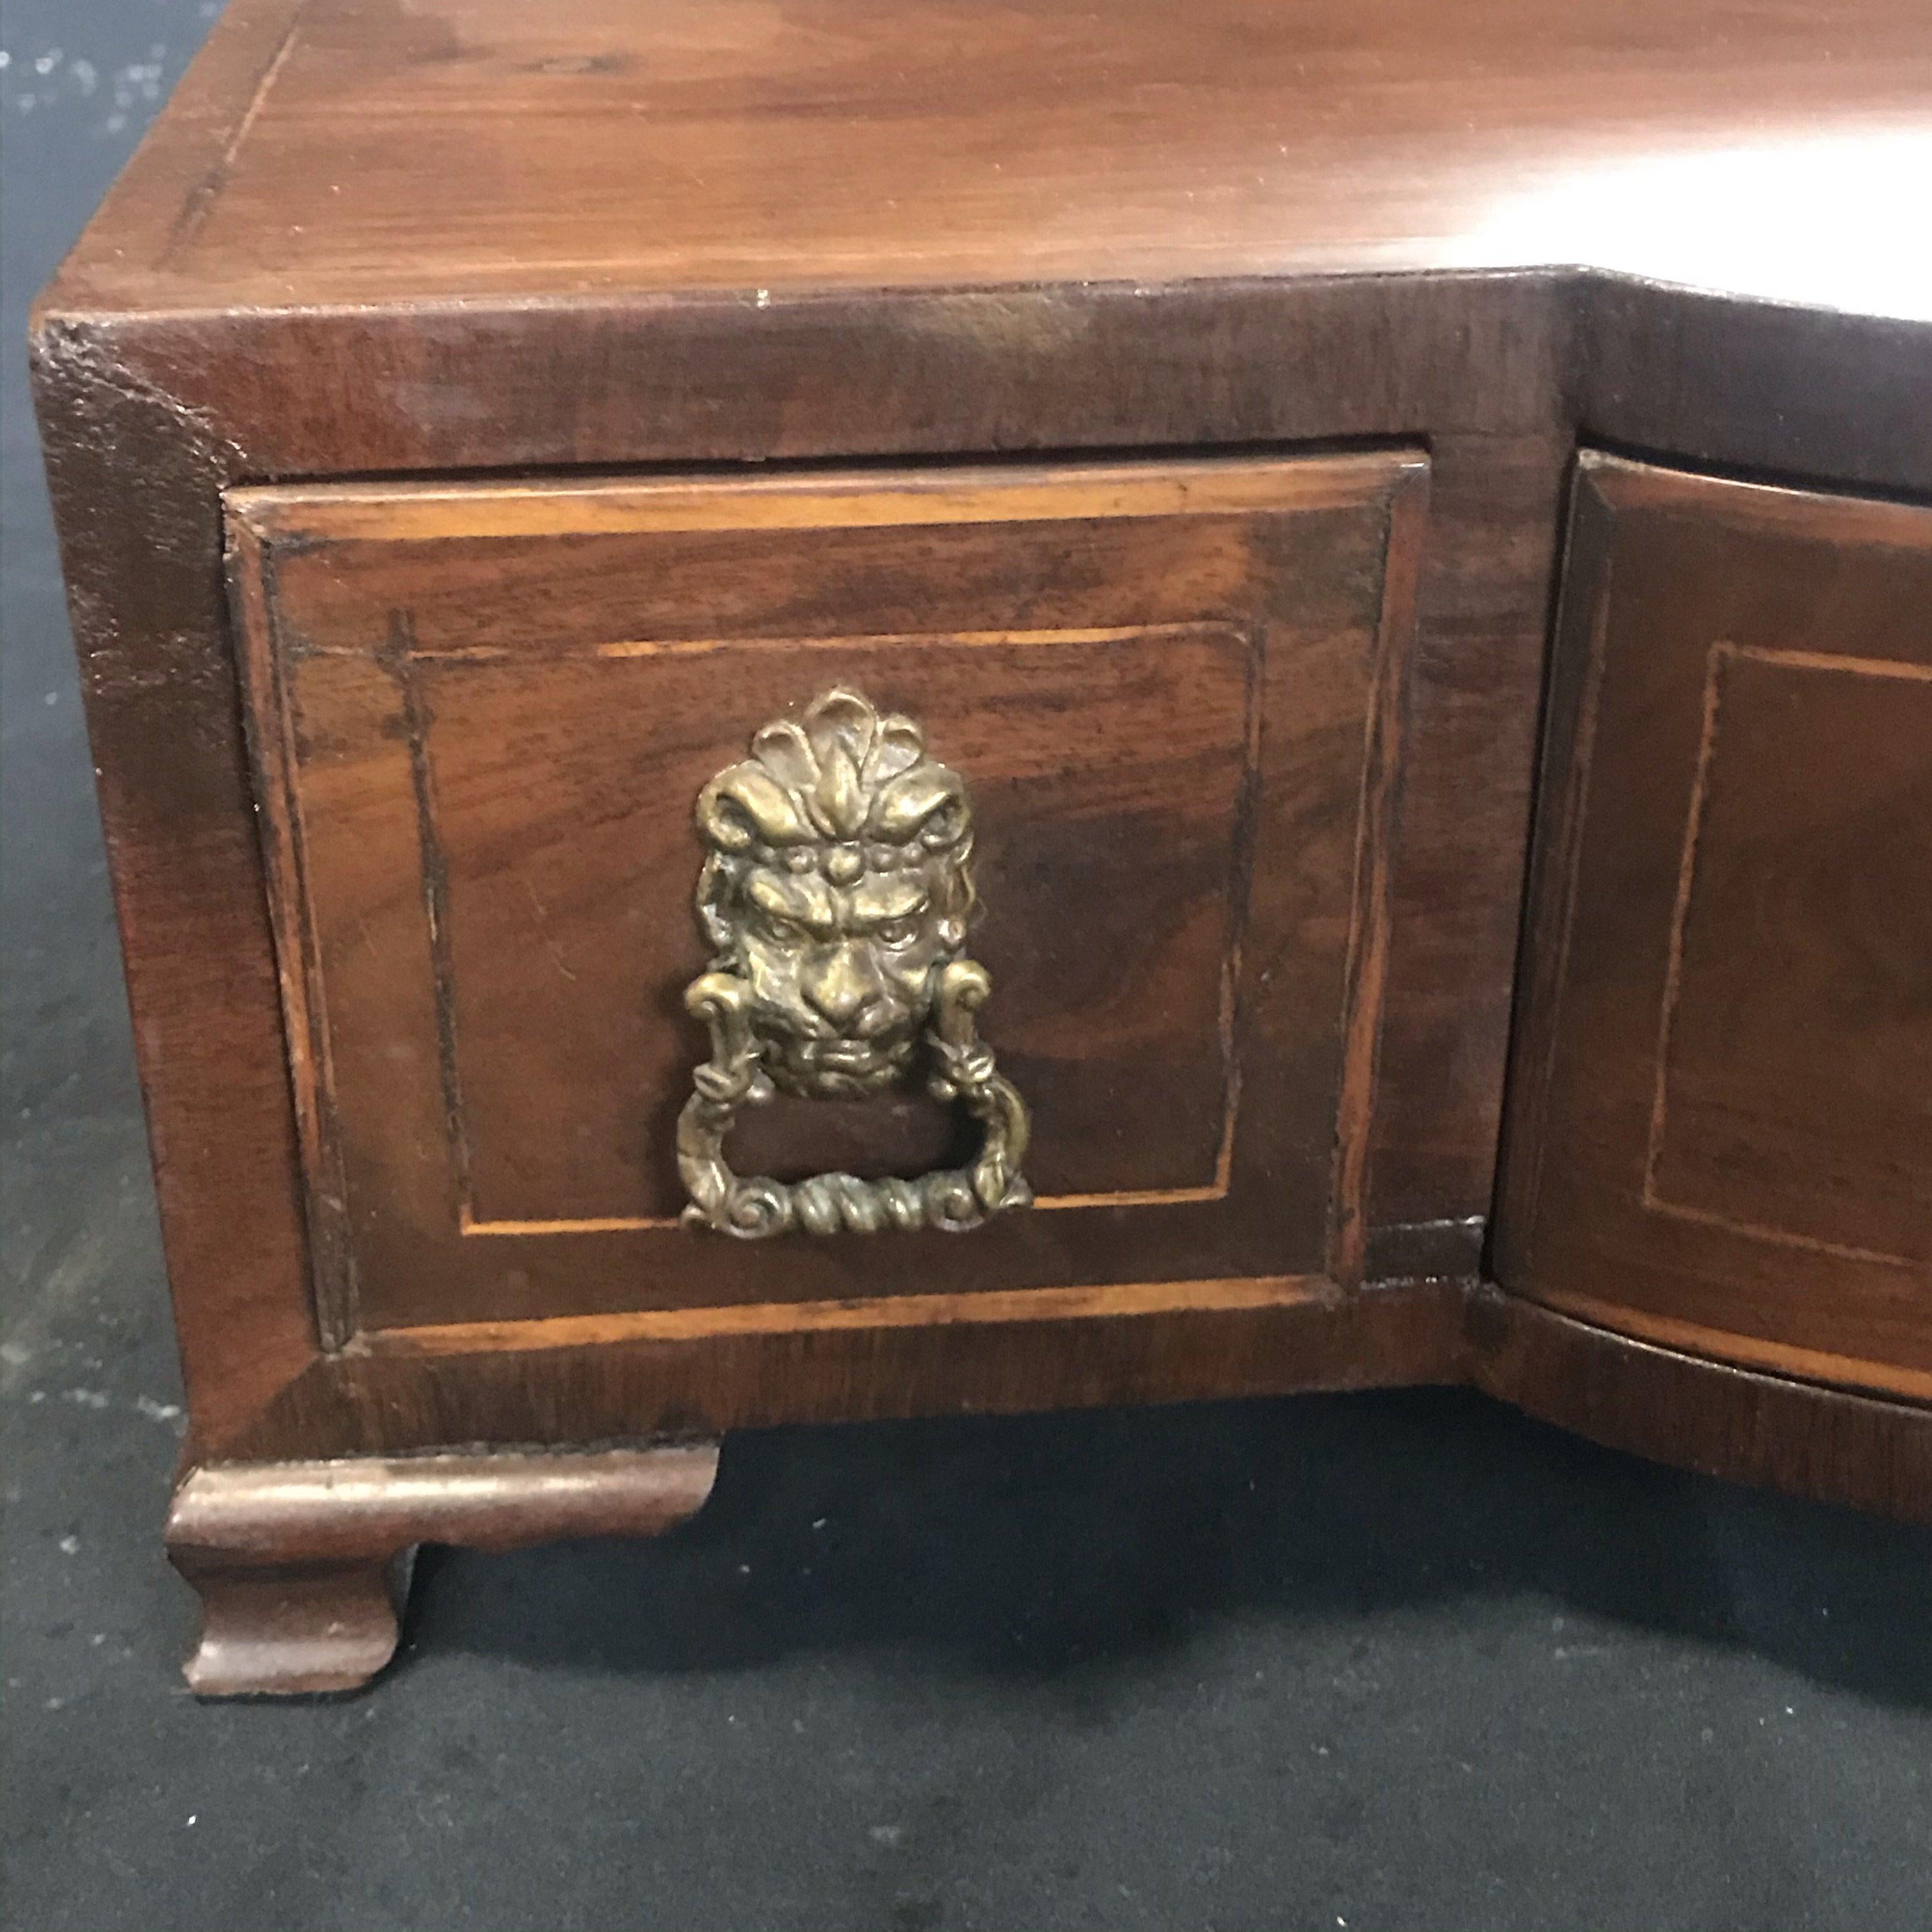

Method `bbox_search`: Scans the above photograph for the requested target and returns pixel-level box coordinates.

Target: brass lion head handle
[677,687,1031,1237]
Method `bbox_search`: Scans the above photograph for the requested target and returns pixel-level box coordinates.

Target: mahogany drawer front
[1497,455,1932,1400]
[228,452,1426,1340]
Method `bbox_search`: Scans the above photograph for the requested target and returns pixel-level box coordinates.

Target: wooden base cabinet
[31,0,1932,1692]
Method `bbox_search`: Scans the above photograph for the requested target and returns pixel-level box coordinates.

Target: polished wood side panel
[167,1443,719,1693]
[231,455,1424,1334]
[31,307,321,1466]
[1496,455,1932,1400]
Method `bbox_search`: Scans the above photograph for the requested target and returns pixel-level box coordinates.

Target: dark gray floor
[3,6,1929,1929]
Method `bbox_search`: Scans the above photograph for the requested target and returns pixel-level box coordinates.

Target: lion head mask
[693,688,977,1098]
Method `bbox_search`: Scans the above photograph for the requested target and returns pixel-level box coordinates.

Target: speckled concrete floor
[3,7,1929,1928]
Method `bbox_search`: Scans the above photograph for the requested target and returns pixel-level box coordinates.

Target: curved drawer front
[227,452,1426,1337]
[1498,454,1932,1400]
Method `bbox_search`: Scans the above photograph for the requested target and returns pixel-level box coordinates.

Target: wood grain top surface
[39,0,1932,320]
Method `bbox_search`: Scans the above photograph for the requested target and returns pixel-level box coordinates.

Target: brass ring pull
[677,687,1032,1238]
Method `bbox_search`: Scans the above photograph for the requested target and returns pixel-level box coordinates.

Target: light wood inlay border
[1641,640,1928,1269]
[412,623,1255,1231]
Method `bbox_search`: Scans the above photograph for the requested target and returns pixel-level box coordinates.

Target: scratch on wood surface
[161,10,303,262]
